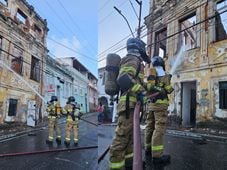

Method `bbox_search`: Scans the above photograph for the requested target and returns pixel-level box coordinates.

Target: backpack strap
[134,62,141,79]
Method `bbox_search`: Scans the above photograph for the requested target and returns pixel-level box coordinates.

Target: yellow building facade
[145,0,227,126]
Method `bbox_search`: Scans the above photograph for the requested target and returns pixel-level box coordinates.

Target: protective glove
[166,74,172,83]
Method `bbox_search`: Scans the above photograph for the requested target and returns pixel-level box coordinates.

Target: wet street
[0,113,98,170]
[98,125,227,170]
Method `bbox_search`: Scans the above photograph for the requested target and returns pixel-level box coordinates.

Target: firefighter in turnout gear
[109,38,150,170]
[46,96,62,145]
[144,56,174,165]
[62,96,82,146]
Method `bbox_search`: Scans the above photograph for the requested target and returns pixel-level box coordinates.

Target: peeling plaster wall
[146,0,227,123]
[0,0,47,124]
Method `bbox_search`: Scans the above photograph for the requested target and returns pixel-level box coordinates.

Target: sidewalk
[166,116,227,143]
[0,117,50,142]
[100,117,227,143]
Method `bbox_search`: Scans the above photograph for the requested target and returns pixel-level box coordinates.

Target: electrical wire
[56,0,97,54]
[43,0,96,57]
[128,0,139,20]
[97,0,208,58]
[98,0,128,24]
[98,4,227,62]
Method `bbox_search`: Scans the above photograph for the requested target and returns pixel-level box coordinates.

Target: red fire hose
[0,145,98,158]
[133,101,143,170]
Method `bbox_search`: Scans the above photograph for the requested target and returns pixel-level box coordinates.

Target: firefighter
[144,56,174,164]
[109,37,150,170]
[63,96,82,146]
[46,96,62,145]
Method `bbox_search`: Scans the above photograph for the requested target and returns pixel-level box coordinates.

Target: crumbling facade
[0,0,48,124]
[145,0,227,126]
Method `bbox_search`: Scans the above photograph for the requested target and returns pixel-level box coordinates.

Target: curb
[0,120,66,142]
[166,129,227,143]
[0,126,47,142]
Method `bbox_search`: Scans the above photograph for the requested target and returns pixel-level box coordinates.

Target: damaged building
[145,0,227,126]
[0,0,48,124]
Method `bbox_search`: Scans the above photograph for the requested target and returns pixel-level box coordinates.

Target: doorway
[181,81,197,127]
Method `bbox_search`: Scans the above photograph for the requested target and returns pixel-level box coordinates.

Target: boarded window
[216,0,227,41]
[154,28,167,58]
[11,46,23,75]
[16,9,27,24]
[30,56,40,82]
[179,14,196,50]
[8,99,18,116]
[219,81,227,109]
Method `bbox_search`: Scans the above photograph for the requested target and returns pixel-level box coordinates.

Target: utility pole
[135,0,142,38]
[113,6,135,37]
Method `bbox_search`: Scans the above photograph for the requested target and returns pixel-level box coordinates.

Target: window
[219,81,227,109]
[179,14,196,50]
[16,9,27,24]
[8,99,18,116]
[34,24,42,35]
[30,56,40,82]
[216,0,227,41]
[11,46,23,75]
[154,28,167,58]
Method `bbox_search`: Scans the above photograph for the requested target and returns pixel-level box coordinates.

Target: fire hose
[133,101,143,170]
[80,117,98,126]
[0,116,98,158]
[0,145,98,158]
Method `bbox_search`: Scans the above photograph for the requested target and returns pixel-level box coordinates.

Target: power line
[43,0,96,57]
[97,1,216,62]
[98,9,227,63]
[147,7,227,48]
[47,37,97,62]
[98,26,147,59]
[28,0,97,63]
[0,32,96,80]
[56,0,97,54]
[98,0,128,24]
[128,0,139,20]
[98,0,208,56]
[0,48,86,88]
[99,0,113,12]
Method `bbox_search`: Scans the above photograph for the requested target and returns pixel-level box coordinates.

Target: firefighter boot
[64,140,70,147]
[152,155,171,165]
[125,165,132,170]
[56,137,61,145]
[145,148,151,156]
[74,139,78,146]
[145,152,152,167]
[46,139,53,145]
